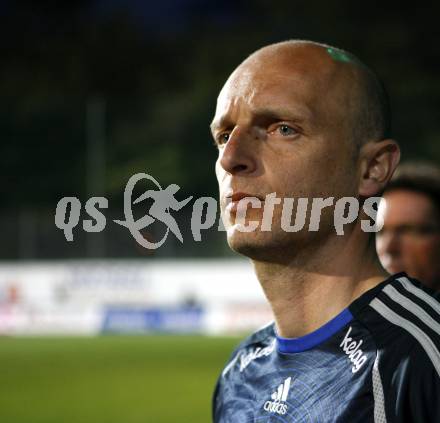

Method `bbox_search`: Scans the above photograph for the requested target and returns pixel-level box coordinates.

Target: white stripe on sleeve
[398,277,440,317]
[383,284,440,336]
[370,298,440,377]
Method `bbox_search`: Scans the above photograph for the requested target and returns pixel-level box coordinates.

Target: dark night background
[1,0,439,259]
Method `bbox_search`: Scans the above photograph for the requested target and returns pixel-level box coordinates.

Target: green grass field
[0,335,240,423]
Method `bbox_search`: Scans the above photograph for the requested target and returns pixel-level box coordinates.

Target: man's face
[376,189,440,289]
[211,46,360,261]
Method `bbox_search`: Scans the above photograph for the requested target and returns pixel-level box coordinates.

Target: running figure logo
[114,173,192,249]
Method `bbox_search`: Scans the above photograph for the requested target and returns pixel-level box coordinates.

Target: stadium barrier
[0,259,272,335]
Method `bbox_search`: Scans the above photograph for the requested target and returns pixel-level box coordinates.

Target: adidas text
[263,376,291,415]
[263,401,288,415]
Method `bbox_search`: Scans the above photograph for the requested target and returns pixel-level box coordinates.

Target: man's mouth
[225,192,264,213]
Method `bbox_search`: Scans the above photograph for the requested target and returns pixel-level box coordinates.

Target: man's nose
[218,127,258,175]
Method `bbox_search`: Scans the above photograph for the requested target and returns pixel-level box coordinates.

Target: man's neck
[252,231,389,339]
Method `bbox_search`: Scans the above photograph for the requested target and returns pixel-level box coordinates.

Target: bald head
[224,40,391,149]
[213,39,400,262]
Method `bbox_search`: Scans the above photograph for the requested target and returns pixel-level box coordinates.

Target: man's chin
[386,263,405,276]
[226,227,293,261]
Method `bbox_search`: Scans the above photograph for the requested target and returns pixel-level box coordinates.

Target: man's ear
[358,139,401,197]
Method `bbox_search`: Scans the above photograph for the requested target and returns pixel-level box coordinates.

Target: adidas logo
[263,376,291,415]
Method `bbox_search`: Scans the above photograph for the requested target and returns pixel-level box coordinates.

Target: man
[210,40,440,422]
[376,162,440,290]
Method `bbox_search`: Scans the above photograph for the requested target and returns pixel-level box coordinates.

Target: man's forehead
[213,60,339,127]
[383,190,438,222]
[217,70,299,109]
[212,79,312,134]
[214,76,312,117]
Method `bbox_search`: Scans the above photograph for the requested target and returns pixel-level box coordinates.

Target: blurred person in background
[211,40,440,422]
[376,162,440,291]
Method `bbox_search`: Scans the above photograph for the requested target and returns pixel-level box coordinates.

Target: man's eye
[278,125,296,136]
[217,133,230,145]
